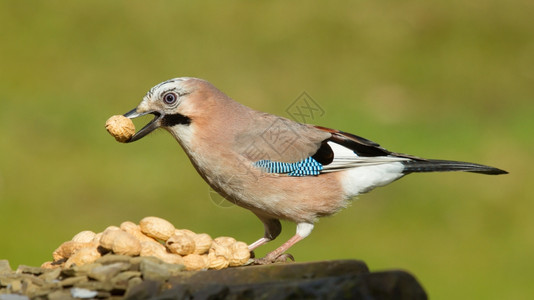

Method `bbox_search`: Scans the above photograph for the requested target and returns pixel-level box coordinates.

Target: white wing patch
[324,142,409,196]
[321,141,411,173]
[340,162,405,196]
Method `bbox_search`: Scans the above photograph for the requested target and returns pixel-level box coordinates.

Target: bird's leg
[255,222,314,264]
[248,216,281,251]
[248,237,270,251]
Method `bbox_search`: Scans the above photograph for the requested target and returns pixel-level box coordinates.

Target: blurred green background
[1,1,532,298]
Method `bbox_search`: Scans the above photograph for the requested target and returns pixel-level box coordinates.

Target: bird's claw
[275,253,295,263]
[253,253,295,265]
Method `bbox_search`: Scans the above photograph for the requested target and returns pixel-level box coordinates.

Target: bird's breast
[167,124,348,223]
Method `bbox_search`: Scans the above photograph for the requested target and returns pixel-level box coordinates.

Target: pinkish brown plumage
[122,77,507,263]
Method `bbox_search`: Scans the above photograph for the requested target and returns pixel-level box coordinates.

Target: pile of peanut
[43,217,251,271]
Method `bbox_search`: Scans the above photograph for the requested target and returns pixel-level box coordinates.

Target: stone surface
[0,262,12,275]
[123,279,161,300]
[87,262,129,282]
[0,256,427,299]
[15,266,43,276]
[158,260,427,300]
[38,269,61,282]
[138,258,171,282]
[70,287,98,299]
[96,254,133,266]
[0,294,29,300]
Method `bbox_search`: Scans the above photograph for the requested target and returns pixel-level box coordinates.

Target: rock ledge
[0,257,427,299]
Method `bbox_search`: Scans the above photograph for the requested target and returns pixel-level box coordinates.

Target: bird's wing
[317,141,413,173]
[315,126,423,173]
[233,113,331,164]
[240,123,424,176]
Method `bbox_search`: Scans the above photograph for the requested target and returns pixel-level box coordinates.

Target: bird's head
[123,77,205,143]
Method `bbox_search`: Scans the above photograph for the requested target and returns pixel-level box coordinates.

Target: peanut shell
[64,246,101,268]
[53,241,95,261]
[183,254,209,271]
[41,261,61,269]
[120,221,158,243]
[105,115,135,143]
[139,216,176,241]
[92,232,103,243]
[140,240,165,256]
[99,228,122,250]
[140,241,183,264]
[210,238,233,260]
[208,249,229,270]
[71,231,96,243]
[213,236,236,247]
[166,233,195,256]
[229,241,250,266]
[175,229,196,238]
[192,233,212,255]
[110,230,141,256]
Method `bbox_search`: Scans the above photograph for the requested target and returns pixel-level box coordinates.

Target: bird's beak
[123,108,163,143]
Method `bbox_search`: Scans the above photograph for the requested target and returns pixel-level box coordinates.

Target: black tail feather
[402,159,508,175]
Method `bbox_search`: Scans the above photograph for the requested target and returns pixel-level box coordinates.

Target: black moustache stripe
[161,113,192,127]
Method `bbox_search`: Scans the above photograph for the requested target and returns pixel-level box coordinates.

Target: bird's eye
[163,92,178,105]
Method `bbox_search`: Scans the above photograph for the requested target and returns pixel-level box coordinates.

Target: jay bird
[123,77,507,263]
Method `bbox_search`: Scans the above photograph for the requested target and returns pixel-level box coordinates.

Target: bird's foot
[253,253,295,265]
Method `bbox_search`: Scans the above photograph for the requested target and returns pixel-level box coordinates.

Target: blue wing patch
[253,157,323,176]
